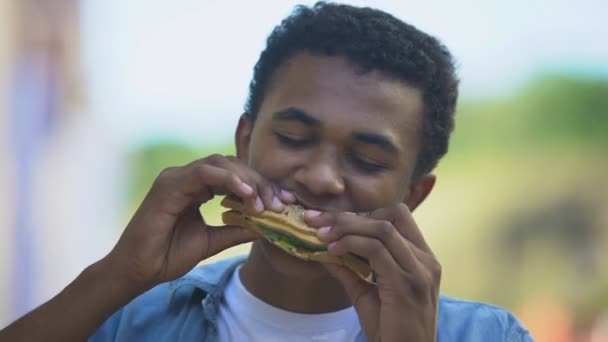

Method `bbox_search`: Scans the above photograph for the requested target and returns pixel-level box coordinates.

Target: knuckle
[249,171,263,185]
[205,153,224,165]
[430,258,442,282]
[192,163,210,178]
[260,182,274,196]
[336,234,350,246]
[376,220,394,239]
[228,173,241,186]
[320,212,338,227]
[224,155,238,162]
[327,219,342,234]
[155,167,177,186]
[336,213,352,225]
[397,202,410,215]
[368,239,384,258]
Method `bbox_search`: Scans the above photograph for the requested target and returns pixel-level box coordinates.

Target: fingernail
[272,196,284,210]
[280,189,295,200]
[240,182,253,195]
[328,241,337,249]
[306,210,321,218]
[318,226,331,236]
[254,197,264,212]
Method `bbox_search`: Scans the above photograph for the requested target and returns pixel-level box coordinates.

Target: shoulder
[89,256,246,341]
[437,295,533,342]
[90,282,196,341]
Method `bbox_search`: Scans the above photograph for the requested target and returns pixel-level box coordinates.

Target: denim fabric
[90,255,533,341]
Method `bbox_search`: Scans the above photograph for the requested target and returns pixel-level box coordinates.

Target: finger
[328,234,403,281]
[188,163,256,201]
[148,164,255,216]
[303,209,337,227]
[321,213,420,274]
[322,263,373,301]
[304,210,368,228]
[201,155,262,213]
[276,187,297,204]
[204,225,260,258]
[205,155,284,213]
[369,204,431,253]
[257,179,284,212]
[173,210,259,263]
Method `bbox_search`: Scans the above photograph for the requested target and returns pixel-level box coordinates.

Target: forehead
[257,53,424,147]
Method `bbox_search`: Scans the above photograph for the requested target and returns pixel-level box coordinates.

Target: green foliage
[449,74,608,158]
[127,142,235,206]
[519,74,608,141]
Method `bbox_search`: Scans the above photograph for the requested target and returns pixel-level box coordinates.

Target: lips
[292,192,370,217]
[280,185,348,211]
[293,194,336,213]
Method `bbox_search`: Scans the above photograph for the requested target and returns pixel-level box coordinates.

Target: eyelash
[348,153,386,173]
[275,132,312,148]
[275,132,386,174]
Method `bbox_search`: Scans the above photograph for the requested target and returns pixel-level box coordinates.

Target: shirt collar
[167,255,248,303]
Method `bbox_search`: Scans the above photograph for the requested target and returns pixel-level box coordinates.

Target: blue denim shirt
[90,256,533,341]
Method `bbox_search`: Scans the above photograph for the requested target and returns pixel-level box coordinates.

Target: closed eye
[348,153,386,174]
[275,132,313,149]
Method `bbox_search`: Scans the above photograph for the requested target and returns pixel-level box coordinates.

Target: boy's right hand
[103,154,294,293]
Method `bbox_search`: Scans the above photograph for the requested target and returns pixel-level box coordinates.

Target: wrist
[91,255,149,302]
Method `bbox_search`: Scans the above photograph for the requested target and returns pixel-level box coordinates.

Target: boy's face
[236,52,429,276]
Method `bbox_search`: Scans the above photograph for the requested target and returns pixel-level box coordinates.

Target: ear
[235,113,253,163]
[403,174,436,212]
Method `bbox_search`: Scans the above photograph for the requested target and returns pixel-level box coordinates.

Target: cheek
[248,133,300,180]
[349,175,406,211]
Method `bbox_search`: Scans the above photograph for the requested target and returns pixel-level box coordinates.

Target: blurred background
[1,0,607,340]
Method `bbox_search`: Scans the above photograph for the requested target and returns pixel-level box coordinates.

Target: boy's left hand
[305,204,441,342]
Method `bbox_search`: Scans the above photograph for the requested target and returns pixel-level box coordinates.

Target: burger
[221,196,374,283]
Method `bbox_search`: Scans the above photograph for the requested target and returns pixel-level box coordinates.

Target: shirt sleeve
[505,313,534,342]
[510,328,535,342]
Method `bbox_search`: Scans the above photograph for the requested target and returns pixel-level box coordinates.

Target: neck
[239,241,352,313]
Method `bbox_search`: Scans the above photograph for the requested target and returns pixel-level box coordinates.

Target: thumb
[204,225,259,257]
[323,263,372,301]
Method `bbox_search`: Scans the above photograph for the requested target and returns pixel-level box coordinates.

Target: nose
[293,149,345,196]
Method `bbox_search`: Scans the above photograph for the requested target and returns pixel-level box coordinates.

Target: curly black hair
[245,2,459,178]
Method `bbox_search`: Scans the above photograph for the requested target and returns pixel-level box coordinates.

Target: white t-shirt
[216,266,366,342]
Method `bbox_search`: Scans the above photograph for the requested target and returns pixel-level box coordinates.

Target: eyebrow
[352,131,400,154]
[272,107,322,126]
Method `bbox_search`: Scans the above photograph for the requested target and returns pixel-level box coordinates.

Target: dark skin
[238,53,440,341]
[0,53,439,342]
